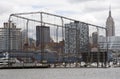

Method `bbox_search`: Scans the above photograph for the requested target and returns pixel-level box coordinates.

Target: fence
[6,11,108,67]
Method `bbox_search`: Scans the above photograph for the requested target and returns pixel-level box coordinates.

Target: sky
[0,0,120,35]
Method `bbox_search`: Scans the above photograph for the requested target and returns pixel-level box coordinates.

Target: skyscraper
[65,21,89,54]
[106,7,115,36]
[36,26,50,47]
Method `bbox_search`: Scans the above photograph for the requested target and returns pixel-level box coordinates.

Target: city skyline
[0,7,119,69]
[0,0,120,35]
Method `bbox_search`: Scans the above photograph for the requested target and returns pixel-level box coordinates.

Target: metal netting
[6,11,108,67]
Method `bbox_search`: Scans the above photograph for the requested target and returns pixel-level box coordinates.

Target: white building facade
[0,22,22,51]
[98,36,120,50]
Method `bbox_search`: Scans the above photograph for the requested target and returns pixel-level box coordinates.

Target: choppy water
[0,68,119,79]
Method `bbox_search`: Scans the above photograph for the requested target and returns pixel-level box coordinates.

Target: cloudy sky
[0,0,120,35]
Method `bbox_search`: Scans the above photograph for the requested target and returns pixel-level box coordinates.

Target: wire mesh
[6,12,108,67]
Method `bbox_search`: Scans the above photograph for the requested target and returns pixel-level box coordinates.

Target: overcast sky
[0,0,120,35]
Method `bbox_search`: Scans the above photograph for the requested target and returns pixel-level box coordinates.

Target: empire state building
[106,8,115,36]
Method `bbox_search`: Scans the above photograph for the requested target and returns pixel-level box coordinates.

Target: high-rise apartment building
[65,21,89,54]
[0,22,21,51]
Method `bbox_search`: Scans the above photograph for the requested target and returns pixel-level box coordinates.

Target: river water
[0,68,119,79]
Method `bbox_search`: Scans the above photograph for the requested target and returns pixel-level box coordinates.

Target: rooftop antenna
[109,4,111,17]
